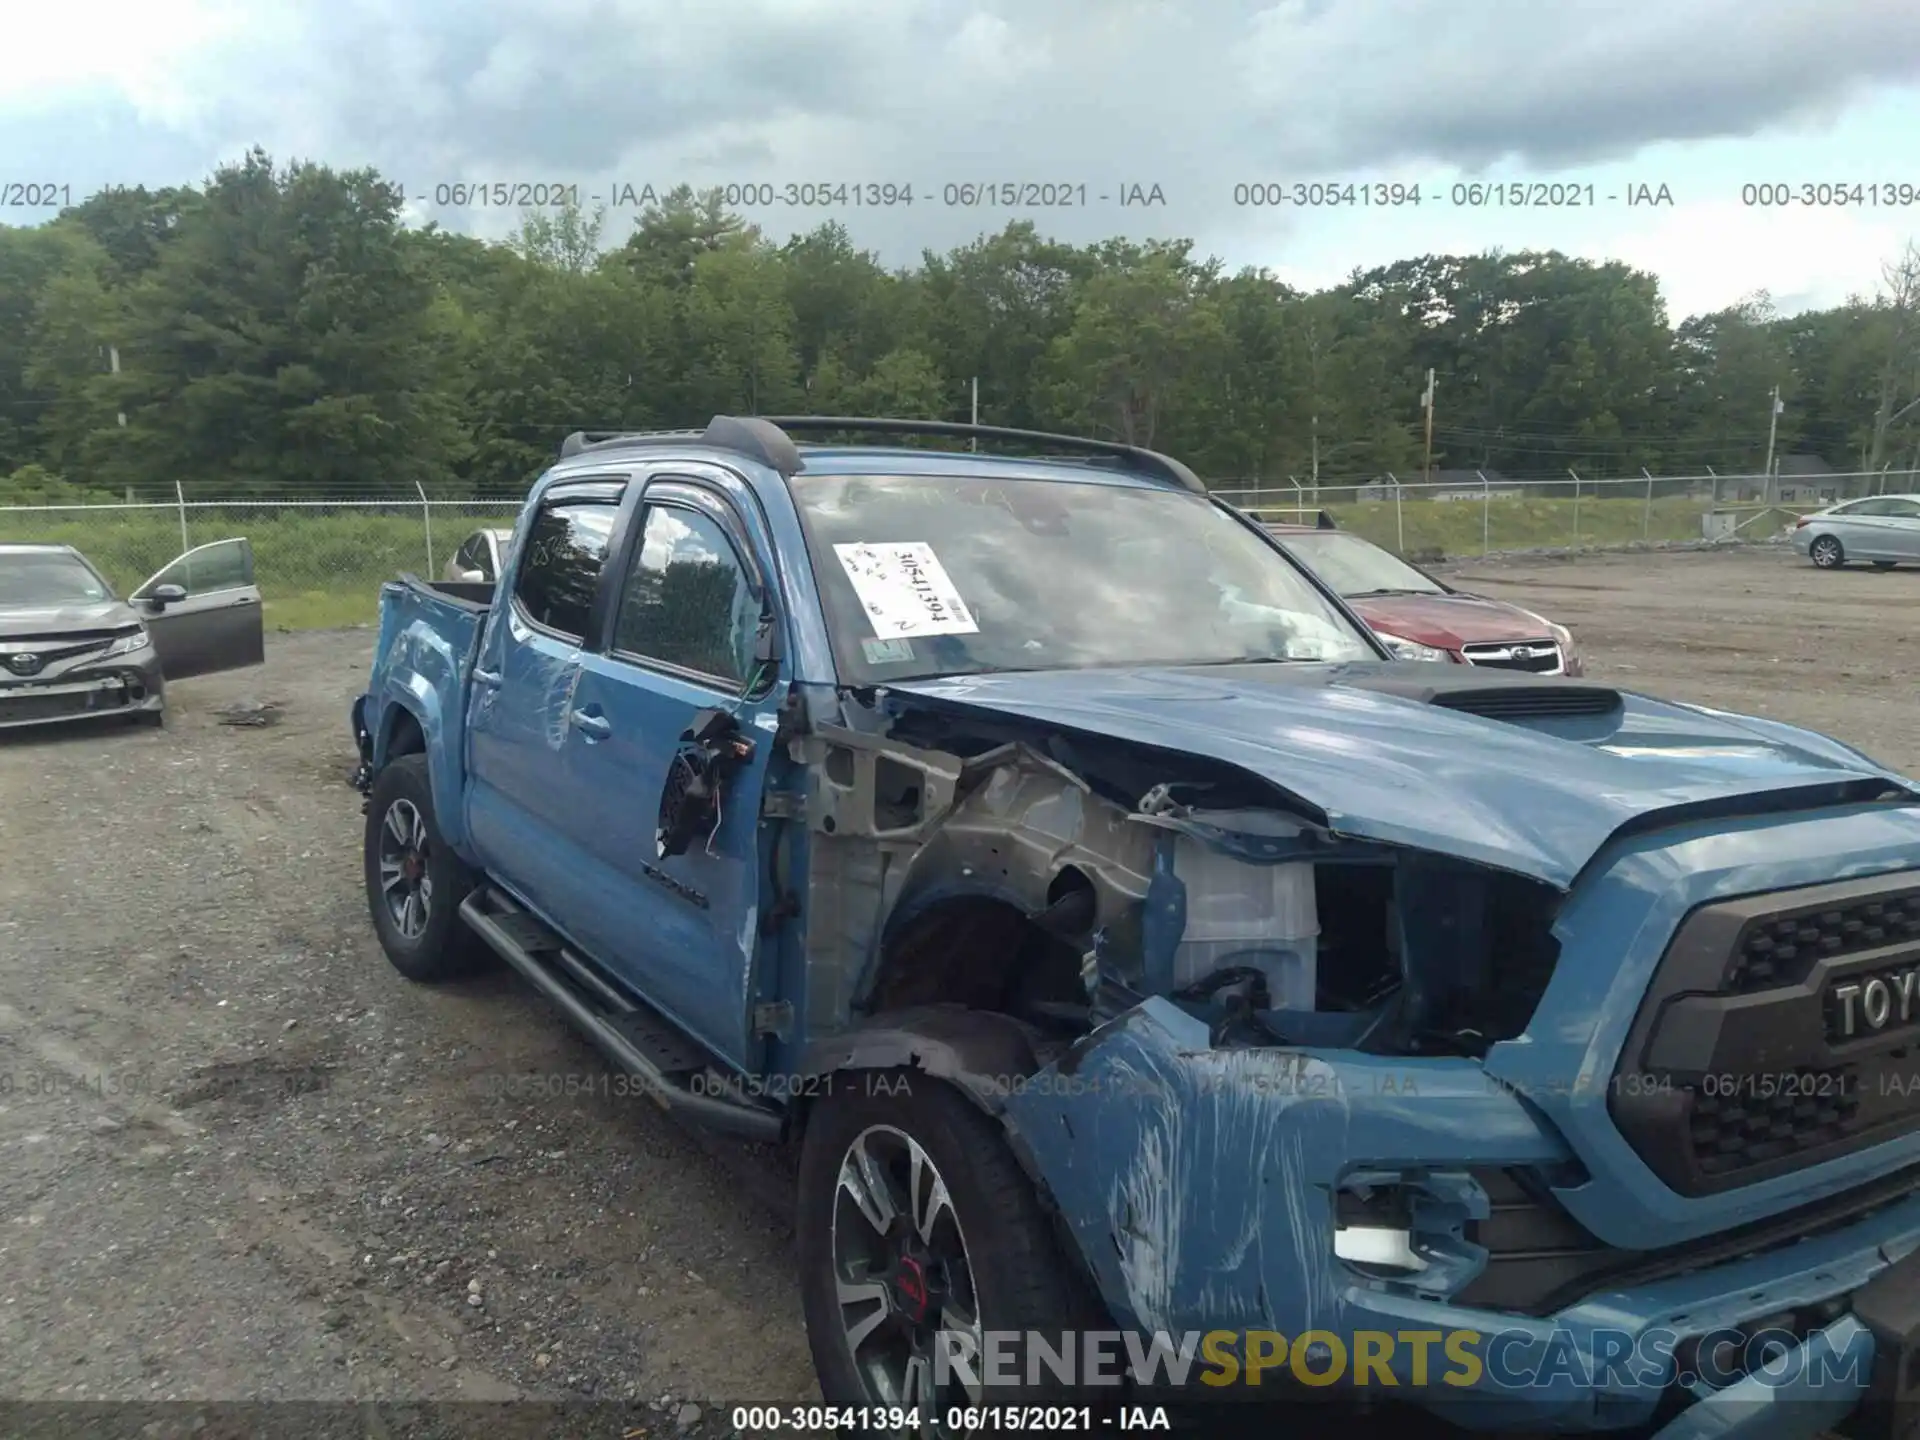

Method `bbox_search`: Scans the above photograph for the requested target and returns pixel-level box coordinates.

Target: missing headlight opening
[813,694,1564,1059]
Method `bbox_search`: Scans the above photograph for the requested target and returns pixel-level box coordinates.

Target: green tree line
[2,148,1917,504]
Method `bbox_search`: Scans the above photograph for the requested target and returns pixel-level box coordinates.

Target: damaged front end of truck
[782,662,1920,1436]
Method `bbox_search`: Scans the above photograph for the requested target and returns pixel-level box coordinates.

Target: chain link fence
[1211,467,1920,558]
[2,466,1915,630]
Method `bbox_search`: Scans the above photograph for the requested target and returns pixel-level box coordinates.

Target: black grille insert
[1688,1067,1863,1177]
[1611,872,1920,1196]
[1725,888,1920,993]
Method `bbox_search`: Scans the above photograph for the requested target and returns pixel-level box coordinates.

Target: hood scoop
[1335,667,1624,722]
[1432,685,1623,721]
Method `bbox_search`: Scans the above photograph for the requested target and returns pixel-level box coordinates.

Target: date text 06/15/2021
[396,181,1169,210]
[726,1404,1173,1433]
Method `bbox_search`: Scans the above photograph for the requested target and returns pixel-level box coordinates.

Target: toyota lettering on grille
[5,653,42,676]
[1830,969,1920,1040]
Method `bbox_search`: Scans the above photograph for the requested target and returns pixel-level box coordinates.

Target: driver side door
[130,538,267,679]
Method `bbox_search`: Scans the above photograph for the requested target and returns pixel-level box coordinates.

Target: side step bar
[459,887,784,1143]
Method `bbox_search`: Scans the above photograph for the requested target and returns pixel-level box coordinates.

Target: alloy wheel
[830,1124,987,1435]
[376,798,433,939]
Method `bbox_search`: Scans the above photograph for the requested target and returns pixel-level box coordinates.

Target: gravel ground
[0,543,1913,1437]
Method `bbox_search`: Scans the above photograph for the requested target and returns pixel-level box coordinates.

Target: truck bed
[359,575,493,842]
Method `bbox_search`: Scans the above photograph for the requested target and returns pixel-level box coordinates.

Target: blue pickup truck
[352,416,1920,1438]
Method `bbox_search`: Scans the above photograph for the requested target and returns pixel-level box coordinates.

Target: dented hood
[884,662,1918,890]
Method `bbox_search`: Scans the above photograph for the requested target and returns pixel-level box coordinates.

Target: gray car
[0,538,266,731]
[1791,492,1920,569]
[441,527,513,584]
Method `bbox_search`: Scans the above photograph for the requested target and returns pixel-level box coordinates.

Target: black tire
[135,708,166,728]
[363,754,490,982]
[796,1069,1100,1431]
[1810,534,1845,568]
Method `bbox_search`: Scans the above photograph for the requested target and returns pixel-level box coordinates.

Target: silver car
[441,528,513,584]
[1792,493,1920,569]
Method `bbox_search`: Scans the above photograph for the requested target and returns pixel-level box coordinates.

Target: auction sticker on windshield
[833,542,979,637]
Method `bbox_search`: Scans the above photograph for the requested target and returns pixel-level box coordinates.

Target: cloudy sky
[5,0,1919,321]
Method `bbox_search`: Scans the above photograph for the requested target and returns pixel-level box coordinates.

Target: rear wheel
[363,754,490,982]
[1810,534,1845,568]
[796,1071,1097,1434]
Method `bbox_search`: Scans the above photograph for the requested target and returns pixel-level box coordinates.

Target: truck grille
[1688,1065,1864,1177]
[1456,1160,1920,1316]
[1610,872,1920,1196]
[1723,887,1920,993]
[1460,640,1562,674]
[0,680,132,725]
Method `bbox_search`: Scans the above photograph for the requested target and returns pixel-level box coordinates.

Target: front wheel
[1809,534,1845,568]
[796,1071,1097,1434]
[363,754,490,982]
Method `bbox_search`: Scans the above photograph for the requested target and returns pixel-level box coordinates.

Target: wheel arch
[798,1004,1044,1123]
[368,694,473,854]
[791,1005,1116,1354]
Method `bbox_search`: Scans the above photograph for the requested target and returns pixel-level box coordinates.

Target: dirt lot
[0,544,1913,1434]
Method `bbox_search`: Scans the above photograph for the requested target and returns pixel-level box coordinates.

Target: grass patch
[1,505,517,630]
[1248,495,1719,553]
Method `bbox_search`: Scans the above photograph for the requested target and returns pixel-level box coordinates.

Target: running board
[458,887,784,1143]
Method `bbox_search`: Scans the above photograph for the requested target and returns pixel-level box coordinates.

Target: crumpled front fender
[1000,997,1568,1337]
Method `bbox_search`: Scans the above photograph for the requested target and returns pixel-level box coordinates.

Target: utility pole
[1307,325,1323,502]
[1421,368,1436,485]
[970,376,978,450]
[110,344,129,502]
[109,345,125,429]
[1763,385,1782,503]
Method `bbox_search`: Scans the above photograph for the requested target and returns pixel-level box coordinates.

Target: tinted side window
[143,538,252,595]
[1883,499,1920,519]
[613,506,758,684]
[512,501,617,641]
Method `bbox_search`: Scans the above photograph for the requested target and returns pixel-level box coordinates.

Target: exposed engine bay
[783,689,1566,1059]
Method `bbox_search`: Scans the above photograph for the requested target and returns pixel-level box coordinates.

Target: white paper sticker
[861,637,917,665]
[833,542,979,638]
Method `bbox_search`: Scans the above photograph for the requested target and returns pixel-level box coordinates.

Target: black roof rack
[757,416,1206,493]
[557,416,1206,492]
[556,421,806,474]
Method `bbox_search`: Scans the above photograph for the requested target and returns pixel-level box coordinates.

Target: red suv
[1270,522,1584,676]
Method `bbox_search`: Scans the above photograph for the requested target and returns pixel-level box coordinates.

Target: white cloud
[1596,200,1910,319]
[0,0,257,125]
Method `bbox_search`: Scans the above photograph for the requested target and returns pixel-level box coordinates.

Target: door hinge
[753,1001,794,1040]
[761,791,805,821]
